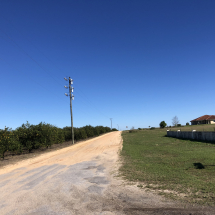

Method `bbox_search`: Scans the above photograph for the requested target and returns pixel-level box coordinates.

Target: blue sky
[0,0,215,130]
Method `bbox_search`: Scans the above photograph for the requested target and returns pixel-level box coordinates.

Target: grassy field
[169,124,215,132]
[120,125,215,205]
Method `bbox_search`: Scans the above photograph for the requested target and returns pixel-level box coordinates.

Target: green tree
[0,127,19,159]
[159,121,167,128]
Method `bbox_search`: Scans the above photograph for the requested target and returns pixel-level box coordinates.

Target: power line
[0,57,67,103]
[75,86,110,119]
[0,28,63,86]
[0,15,65,75]
[0,56,110,123]
[0,23,112,121]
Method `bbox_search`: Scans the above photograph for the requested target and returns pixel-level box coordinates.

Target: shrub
[104,126,111,133]
[186,122,190,126]
[64,125,111,142]
[56,128,65,143]
[37,122,55,148]
[74,128,87,141]
[63,126,72,141]
[95,126,105,135]
[1,122,111,160]
[0,127,20,159]
[150,127,155,130]
[16,122,40,152]
[129,129,137,133]
[84,125,95,138]
[112,128,118,131]
[16,122,65,151]
[177,124,181,127]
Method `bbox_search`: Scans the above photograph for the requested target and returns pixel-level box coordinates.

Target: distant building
[190,115,215,125]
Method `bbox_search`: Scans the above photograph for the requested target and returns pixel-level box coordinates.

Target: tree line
[159,116,190,128]
[0,121,114,159]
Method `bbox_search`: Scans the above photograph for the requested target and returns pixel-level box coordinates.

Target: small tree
[159,121,167,128]
[172,116,179,127]
[186,122,189,126]
[0,127,19,159]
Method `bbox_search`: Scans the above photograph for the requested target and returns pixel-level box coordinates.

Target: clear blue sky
[0,0,214,130]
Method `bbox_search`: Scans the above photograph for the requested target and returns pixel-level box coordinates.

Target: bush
[1,122,111,160]
[186,122,190,126]
[74,128,87,141]
[16,122,40,152]
[63,126,72,141]
[95,126,105,135]
[150,127,155,130]
[84,125,95,138]
[159,121,167,128]
[129,129,137,133]
[105,126,111,133]
[177,124,181,127]
[112,128,118,131]
[0,127,20,159]
[63,125,111,141]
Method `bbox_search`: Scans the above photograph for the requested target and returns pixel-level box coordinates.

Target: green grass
[170,124,215,132]
[120,128,215,205]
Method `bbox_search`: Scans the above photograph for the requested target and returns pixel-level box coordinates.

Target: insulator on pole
[64,86,68,89]
[65,93,68,96]
[64,77,68,81]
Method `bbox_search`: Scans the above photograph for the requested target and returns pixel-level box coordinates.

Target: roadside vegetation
[0,121,113,160]
[120,125,215,205]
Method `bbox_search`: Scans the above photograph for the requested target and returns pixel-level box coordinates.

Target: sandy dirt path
[0,131,213,215]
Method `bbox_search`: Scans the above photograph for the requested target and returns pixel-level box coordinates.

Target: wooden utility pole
[69,77,74,144]
[64,77,74,144]
[110,118,113,130]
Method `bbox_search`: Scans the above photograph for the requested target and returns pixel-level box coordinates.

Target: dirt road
[0,131,213,214]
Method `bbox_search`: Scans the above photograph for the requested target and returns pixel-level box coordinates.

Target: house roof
[190,115,215,122]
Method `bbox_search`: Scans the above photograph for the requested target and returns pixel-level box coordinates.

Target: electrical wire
[0,28,62,85]
[0,19,111,120]
[0,57,67,103]
[0,55,109,122]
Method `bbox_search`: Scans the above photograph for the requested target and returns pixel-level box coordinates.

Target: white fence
[167,131,215,142]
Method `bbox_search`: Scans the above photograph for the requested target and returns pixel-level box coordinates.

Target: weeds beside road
[120,128,215,205]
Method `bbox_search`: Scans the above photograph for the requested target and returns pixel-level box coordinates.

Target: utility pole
[64,77,74,144]
[110,118,113,130]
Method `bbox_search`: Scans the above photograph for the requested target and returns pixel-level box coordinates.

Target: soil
[0,136,98,168]
[0,131,214,214]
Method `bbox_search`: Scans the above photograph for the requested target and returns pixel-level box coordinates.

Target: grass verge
[120,128,215,205]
